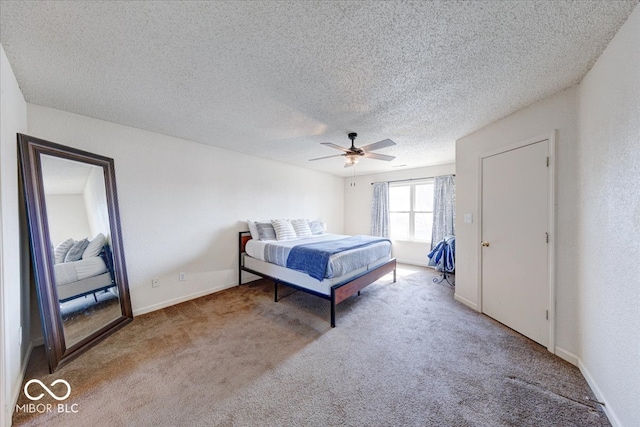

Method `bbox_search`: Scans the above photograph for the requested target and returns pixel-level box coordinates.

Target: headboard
[238,230,251,254]
[238,230,252,286]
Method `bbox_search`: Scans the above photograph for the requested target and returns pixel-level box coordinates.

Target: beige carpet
[13,265,609,426]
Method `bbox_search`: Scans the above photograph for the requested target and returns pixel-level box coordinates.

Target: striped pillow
[291,219,312,238]
[271,219,297,241]
[256,222,276,241]
[64,238,90,262]
[54,238,75,264]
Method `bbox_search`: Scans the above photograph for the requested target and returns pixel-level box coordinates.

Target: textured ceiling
[1,1,637,177]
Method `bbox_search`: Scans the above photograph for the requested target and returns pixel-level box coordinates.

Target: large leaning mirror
[18,133,133,373]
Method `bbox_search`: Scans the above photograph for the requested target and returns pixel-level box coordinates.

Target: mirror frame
[18,133,133,372]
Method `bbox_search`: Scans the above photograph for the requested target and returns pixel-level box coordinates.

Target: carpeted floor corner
[13,265,609,426]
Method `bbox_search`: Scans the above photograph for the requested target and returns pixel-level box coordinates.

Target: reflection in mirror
[41,155,122,348]
[19,134,133,373]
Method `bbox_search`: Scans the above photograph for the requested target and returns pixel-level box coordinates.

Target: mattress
[57,272,113,301]
[242,254,391,296]
[54,256,109,286]
[245,234,392,279]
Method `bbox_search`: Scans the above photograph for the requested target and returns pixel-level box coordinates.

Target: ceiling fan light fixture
[345,154,359,165]
[310,132,396,166]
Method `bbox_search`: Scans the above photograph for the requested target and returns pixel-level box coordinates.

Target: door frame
[476,131,556,353]
[0,197,6,427]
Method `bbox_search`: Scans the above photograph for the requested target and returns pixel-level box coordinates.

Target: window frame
[389,179,434,243]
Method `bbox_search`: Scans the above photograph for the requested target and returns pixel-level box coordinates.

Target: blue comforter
[286,235,391,281]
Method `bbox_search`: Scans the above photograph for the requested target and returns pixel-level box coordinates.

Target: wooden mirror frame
[18,134,133,372]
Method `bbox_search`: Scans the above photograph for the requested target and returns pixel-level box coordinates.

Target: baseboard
[394,258,431,268]
[9,341,33,425]
[453,293,478,311]
[133,282,237,317]
[554,346,578,366]
[579,360,622,427]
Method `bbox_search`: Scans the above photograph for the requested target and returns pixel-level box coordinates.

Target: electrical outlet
[179,272,186,282]
[18,326,22,346]
[152,278,159,288]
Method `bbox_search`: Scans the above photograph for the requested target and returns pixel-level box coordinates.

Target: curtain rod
[370,174,455,185]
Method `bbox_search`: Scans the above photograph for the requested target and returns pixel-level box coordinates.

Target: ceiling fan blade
[359,138,396,152]
[321,142,350,152]
[364,152,396,161]
[309,154,345,161]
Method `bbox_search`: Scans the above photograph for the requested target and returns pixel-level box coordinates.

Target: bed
[238,224,396,327]
[53,235,116,303]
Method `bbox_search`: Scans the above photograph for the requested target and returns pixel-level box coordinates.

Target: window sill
[390,238,431,245]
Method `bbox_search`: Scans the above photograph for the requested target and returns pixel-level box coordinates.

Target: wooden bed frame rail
[238,231,396,327]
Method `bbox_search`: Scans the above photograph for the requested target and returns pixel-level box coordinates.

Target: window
[389,180,434,242]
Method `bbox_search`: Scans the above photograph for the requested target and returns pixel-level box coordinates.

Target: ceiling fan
[309,132,396,167]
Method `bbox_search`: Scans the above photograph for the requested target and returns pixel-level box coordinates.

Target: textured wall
[26,105,344,316]
[0,44,29,424]
[577,6,640,427]
[455,86,579,359]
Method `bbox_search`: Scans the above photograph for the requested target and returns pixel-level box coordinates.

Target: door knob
[481,241,490,247]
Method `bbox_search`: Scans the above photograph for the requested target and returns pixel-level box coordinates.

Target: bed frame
[57,245,117,303]
[238,231,396,327]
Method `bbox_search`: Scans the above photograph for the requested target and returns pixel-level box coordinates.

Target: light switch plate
[464,214,473,224]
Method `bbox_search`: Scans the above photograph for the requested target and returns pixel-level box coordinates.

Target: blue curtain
[370,182,389,238]
[431,175,456,249]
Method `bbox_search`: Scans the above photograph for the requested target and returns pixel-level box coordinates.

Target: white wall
[577,6,639,427]
[26,104,344,316]
[455,86,579,359]
[83,166,111,241]
[343,163,455,266]
[44,194,92,245]
[0,44,29,427]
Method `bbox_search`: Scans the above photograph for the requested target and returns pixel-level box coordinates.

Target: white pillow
[291,219,312,238]
[271,219,297,241]
[309,220,326,235]
[247,220,259,240]
[54,238,75,264]
[83,233,106,259]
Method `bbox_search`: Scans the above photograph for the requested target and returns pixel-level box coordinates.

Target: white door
[481,140,549,346]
